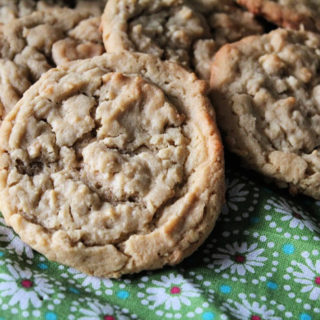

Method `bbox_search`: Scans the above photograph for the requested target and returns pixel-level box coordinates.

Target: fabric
[0,160,320,320]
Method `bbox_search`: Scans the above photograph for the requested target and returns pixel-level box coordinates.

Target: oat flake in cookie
[101,0,263,81]
[210,28,320,199]
[236,0,320,32]
[0,52,224,278]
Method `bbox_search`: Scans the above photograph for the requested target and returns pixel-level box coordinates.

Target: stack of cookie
[0,0,318,278]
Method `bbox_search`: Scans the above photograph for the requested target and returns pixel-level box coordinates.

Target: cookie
[0,51,224,278]
[101,0,263,80]
[0,0,106,24]
[210,28,320,199]
[236,0,320,32]
[0,0,71,24]
[0,4,105,120]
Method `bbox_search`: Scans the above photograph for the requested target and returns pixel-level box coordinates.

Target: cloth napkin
[0,158,319,320]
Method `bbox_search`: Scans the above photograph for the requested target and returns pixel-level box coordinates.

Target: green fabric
[0,162,320,320]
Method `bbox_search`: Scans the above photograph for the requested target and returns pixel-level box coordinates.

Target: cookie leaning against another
[0,4,106,121]
[0,52,225,278]
[210,28,320,199]
[236,0,320,32]
[101,0,263,80]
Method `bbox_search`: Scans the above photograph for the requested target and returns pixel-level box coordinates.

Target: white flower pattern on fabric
[77,299,129,320]
[67,268,113,291]
[266,198,320,233]
[0,218,34,258]
[0,263,53,309]
[211,242,267,275]
[222,178,249,215]
[288,253,320,301]
[144,273,201,311]
[222,297,282,320]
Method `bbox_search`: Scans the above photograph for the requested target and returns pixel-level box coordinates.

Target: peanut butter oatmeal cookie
[0,0,66,24]
[0,52,224,278]
[0,4,105,120]
[236,0,320,32]
[0,0,106,24]
[210,28,320,199]
[101,0,263,80]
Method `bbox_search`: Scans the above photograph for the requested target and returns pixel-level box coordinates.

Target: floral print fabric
[0,163,320,320]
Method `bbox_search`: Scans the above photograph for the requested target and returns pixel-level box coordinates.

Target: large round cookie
[210,28,320,199]
[101,0,263,80]
[0,4,105,120]
[236,0,320,32]
[0,52,224,278]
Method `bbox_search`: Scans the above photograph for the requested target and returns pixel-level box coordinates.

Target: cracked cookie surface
[0,2,106,121]
[101,0,263,81]
[210,28,320,199]
[236,0,320,32]
[0,51,224,278]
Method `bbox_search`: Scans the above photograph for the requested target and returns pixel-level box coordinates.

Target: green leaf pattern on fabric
[0,167,320,319]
